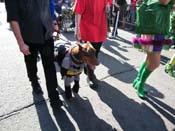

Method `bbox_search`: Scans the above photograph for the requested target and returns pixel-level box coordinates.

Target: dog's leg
[64,77,73,99]
[65,85,72,99]
[72,80,79,93]
[72,75,80,93]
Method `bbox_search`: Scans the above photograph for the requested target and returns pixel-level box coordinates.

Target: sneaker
[31,82,43,94]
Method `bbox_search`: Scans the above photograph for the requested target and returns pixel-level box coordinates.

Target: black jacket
[5,0,52,44]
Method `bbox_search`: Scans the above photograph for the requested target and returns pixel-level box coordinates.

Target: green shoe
[133,62,147,89]
[135,68,152,99]
[165,64,175,77]
[132,78,139,89]
[135,81,146,99]
[165,64,172,72]
[133,79,148,94]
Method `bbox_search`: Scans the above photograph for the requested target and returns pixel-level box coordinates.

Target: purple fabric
[132,37,173,46]
[153,45,163,51]
[154,35,164,41]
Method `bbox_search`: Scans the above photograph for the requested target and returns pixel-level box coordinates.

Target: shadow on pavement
[160,55,170,65]
[97,81,167,131]
[103,39,130,61]
[57,87,117,131]
[99,46,165,98]
[33,94,58,131]
[52,108,76,131]
[146,95,175,125]
[99,51,135,84]
[60,32,76,42]
[108,36,132,46]
[145,84,164,99]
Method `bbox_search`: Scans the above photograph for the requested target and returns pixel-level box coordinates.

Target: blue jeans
[130,9,135,29]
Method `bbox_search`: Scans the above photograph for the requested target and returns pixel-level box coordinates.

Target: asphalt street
[0,3,175,131]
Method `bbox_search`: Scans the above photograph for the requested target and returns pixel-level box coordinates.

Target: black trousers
[90,42,102,58]
[24,39,58,100]
[84,42,102,75]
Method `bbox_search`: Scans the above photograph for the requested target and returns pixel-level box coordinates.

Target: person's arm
[107,0,112,5]
[50,0,59,31]
[5,0,30,55]
[105,0,112,13]
[10,21,31,55]
[75,14,81,40]
[106,2,111,13]
[113,0,120,9]
[58,0,63,5]
[74,0,84,40]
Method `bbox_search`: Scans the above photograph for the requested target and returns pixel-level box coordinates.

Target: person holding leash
[74,0,112,89]
[5,0,62,108]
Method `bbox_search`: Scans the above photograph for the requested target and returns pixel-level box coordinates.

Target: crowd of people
[4,0,175,109]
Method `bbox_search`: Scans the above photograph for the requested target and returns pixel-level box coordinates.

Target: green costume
[132,0,174,99]
[165,54,175,77]
[165,11,175,77]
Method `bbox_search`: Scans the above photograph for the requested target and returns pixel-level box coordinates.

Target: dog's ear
[77,43,83,51]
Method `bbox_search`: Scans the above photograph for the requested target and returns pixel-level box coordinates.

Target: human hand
[105,2,111,13]
[75,28,81,41]
[19,42,31,55]
[53,23,59,32]
[57,0,63,5]
[53,20,59,32]
[116,5,120,10]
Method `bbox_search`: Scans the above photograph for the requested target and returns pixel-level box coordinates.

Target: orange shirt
[74,0,112,42]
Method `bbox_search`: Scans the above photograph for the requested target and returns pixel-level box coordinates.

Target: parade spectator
[128,0,137,31]
[74,0,112,89]
[165,54,175,77]
[132,0,174,99]
[118,0,127,29]
[111,0,120,37]
[5,0,63,108]
[164,7,175,77]
[50,0,59,32]
[55,0,63,15]
[111,0,127,37]
[50,0,56,20]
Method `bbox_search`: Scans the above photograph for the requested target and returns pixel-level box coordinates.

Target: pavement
[0,3,175,131]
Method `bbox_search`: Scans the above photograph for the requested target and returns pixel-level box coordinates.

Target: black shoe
[87,68,98,89]
[111,31,118,37]
[72,81,80,93]
[87,76,98,89]
[31,81,43,94]
[50,99,63,109]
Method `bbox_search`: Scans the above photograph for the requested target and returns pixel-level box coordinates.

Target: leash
[53,31,72,45]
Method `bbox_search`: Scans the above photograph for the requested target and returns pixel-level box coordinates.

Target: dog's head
[71,42,99,69]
